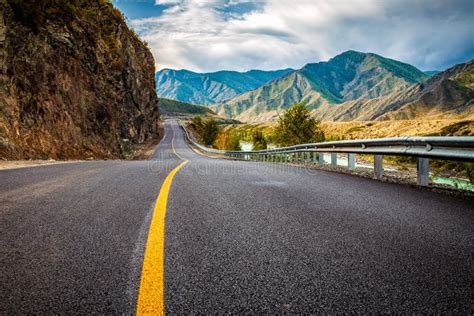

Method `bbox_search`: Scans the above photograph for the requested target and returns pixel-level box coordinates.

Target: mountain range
[156,68,293,105]
[156,50,473,123]
[213,51,431,121]
[315,59,474,121]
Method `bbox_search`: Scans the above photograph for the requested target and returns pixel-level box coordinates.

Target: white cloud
[133,0,474,72]
[155,0,182,4]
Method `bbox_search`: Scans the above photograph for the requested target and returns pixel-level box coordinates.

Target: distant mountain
[159,98,216,117]
[155,68,293,105]
[311,59,474,121]
[424,70,440,77]
[214,51,429,122]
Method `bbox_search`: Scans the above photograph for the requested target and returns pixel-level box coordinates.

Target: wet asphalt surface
[1,120,473,313]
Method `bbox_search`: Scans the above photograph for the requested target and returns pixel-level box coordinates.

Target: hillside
[159,98,216,117]
[0,0,160,159]
[315,59,474,121]
[214,51,429,122]
[155,68,293,105]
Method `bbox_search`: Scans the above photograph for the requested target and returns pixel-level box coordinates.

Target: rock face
[0,0,160,159]
[156,68,293,105]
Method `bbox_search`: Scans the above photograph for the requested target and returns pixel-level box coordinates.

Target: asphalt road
[1,120,473,313]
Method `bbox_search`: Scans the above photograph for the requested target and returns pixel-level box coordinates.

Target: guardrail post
[374,155,383,180]
[319,153,324,165]
[417,158,429,186]
[348,154,355,170]
[313,152,317,163]
[331,153,337,168]
[305,152,310,163]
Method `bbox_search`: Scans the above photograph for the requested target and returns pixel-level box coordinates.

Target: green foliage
[191,116,219,146]
[159,98,215,116]
[273,102,325,146]
[227,135,241,151]
[467,163,474,183]
[252,130,267,150]
[202,118,219,146]
[191,115,203,132]
[215,132,241,151]
[431,160,474,184]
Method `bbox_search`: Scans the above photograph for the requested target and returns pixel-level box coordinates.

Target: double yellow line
[136,125,188,315]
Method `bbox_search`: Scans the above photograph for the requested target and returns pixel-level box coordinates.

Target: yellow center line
[171,126,186,161]
[136,159,188,315]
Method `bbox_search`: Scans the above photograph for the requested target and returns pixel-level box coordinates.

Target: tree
[191,115,203,132]
[252,130,267,150]
[202,118,219,146]
[273,102,324,146]
[214,131,241,151]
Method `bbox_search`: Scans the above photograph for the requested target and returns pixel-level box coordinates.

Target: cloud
[131,0,474,72]
[155,0,182,4]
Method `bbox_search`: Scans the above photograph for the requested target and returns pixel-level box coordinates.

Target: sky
[112,0,474,73]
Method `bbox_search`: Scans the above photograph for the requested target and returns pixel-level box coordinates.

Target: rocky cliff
[0,0,160,160]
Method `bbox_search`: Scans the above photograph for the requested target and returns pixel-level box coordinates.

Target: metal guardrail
[179,121,474,186]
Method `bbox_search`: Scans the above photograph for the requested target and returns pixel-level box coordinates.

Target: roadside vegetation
[188,105,472,184]
[189,103,324,151]
[252,131,267,150]
[209,114,473,183]
[191,116,219,146]
[273,102,325,146]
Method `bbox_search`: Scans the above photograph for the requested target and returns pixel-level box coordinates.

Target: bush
[252,130,267,150]
[273,102,324,146]
[214,131,241,150]
[191,115,204,132]
[202,118,219,146]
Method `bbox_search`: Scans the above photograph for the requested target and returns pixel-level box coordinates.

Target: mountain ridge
[156,67,293,105]
[309,59,474,122]
[214,50,430,122]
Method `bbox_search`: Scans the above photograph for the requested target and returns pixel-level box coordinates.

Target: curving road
[1,120,473,313]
